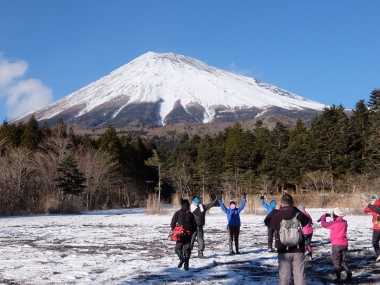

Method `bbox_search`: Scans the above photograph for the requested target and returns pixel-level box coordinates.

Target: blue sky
[1,1,379,121]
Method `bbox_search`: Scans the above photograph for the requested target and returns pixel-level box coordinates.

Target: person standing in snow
[170,199,197,270]
[364,194,380,261]
[264,193,309,285]
[260,192,277,252]
[298,205,313,258]
[190,194,219,258]
[218,193,246,254]
[319,208,352,283]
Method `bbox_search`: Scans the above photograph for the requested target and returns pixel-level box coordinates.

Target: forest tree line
[0,89,380,216]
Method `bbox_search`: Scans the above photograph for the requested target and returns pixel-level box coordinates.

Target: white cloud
[228,62,254,77]
[0,53,28,87]
[0,53,53,119]
[6,79,53,119]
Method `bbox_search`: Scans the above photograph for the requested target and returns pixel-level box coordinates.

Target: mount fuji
[16,52,327,128]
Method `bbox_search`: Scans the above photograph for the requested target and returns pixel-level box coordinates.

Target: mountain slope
[16,52,327,128]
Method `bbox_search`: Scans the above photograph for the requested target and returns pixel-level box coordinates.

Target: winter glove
[260,195,264,200]
[242,193,246,200]
[210,193,216,201]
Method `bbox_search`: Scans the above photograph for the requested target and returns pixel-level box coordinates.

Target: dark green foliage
[56,154,86,196]
[98,125,123,163]
[21,115,42,150]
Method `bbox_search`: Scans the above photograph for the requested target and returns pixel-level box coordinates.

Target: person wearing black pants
[171,199,197,270]
[218,193,246,254]
[190,195,219,258]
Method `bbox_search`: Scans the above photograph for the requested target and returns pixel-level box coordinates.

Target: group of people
[170,192,380,284]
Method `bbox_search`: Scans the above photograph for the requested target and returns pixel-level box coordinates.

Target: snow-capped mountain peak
[16,52,327,128]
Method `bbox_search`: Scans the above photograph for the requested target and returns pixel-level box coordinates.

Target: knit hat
[181,199,190,206]
[230,200,236,205]
[298,205,305,211]
[333,207,346,217]
[193,197,200,204]
[370,195,378,202]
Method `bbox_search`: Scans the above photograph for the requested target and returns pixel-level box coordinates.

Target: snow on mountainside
[16,52,327,127]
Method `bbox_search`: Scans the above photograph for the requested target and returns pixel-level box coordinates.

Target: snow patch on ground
[0,206,379,284]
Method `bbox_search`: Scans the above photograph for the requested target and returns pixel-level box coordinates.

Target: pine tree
[98,125,122,163]
[308,105,349,191]
[20,115,41,150]
[56,154,86,196]
[347,100,371,173]
[224,122,247,174]
[367,88,380,112]
[278,118,309,191]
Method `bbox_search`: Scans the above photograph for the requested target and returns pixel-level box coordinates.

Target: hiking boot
[184,255,190,271]
[333,270,341,283]
[198,251,207,259]
[346,271,352,281]
[229,243,235,255]
[342,264,352,280]
[175,250,185,268]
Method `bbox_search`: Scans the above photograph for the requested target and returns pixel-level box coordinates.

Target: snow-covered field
[0,206,379,285]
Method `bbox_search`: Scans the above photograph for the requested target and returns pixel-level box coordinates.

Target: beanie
[333,207,346,217]
[370,195,378,202]
[230,200,236,205]
[193,197,200,204]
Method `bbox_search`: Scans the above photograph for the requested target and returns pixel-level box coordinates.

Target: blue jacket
[260,198,276,213]
[218,199,246,226]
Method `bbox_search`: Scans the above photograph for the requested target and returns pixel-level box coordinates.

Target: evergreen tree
[52,118,68,138]
[98,125,123,163]
[224,122,247,174]
[251,120,270,176]
[56,154,86,196]
[308,105,349,190]
[347,100,371,173]
[41,121,52,140]
[278,118,309,190]
[367,88,380,112]
[20,115,41,150]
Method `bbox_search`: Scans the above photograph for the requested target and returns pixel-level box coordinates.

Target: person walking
[260,192,277,252]
[319,208,352,283]
[298,205,313,258]
[218,193,246,254]
[364,194,380,261]
[264,193,309,285]
[170,199,197,270]
[190,194,219,258]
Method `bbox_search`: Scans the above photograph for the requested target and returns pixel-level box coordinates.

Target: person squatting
[169,193,379,284]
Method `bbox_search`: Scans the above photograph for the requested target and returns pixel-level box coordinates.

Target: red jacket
[320,215,348,246]
[364,200,380,230]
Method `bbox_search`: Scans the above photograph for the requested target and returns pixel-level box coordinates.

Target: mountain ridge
[15,52,327,128]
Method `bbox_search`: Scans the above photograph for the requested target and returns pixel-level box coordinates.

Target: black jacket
[264,206,310,253]
[171,204,197,233]
[191,198,219,227]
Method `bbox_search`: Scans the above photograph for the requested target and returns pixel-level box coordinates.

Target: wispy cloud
[0,53,53,119]
[228,62,255,77]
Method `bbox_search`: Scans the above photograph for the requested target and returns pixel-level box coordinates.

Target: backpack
[279,211,303,250]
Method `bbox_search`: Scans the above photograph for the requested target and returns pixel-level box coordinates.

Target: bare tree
[0,148,35,214]
[76,146,121,210]
[256,174,277,195]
